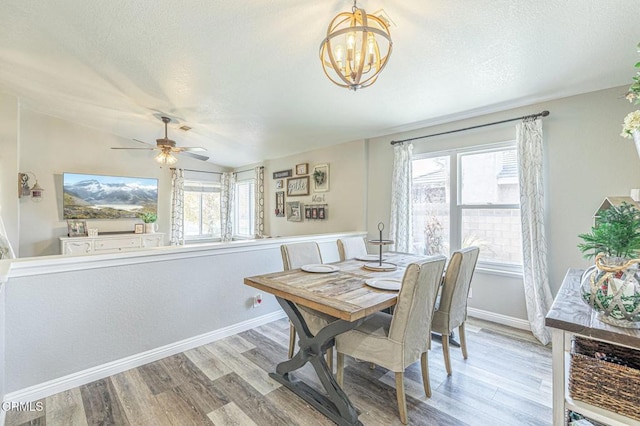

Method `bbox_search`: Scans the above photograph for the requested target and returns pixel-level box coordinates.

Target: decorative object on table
[67,219,88,237]
[18,172,44,201]
[319,0,392,91]
[275,191,285,217]
[312,164,329,192]
[134,223,144,234]
[295,163,308,175]
[140,212,158,233]
[286,176,309,196]
[622,42,640,158]
[273,169,292,179]
[87,228,99,237]
[578,202,640,327]
[364,222,396,271]
[286,201,303,222]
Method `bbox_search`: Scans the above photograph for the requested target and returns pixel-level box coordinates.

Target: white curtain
[517,118,553,345]
[254,166,265,238]
[221,172,236,242]
[0,216,16,259]
[169,168,185,246]
[390,143,413,253]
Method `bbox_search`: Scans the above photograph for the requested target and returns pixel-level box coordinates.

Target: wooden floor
[6,317,552,426]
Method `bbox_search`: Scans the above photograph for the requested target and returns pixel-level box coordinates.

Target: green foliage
[578,202,640,259]
[140,212,157,223]
[626,42,640,104]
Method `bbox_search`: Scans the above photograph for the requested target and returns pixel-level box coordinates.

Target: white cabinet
[60,233,165,255]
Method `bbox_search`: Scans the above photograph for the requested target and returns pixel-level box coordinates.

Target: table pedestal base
[273,297,363,426]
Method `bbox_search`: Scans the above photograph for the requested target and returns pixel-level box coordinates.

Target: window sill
[476,266,523,279]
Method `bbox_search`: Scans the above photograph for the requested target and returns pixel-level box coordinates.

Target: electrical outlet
[253,293,263,308]
[468,288,472,298]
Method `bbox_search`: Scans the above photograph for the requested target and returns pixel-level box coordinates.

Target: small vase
[633,129,640,160]
[581,255,640,328]
[144,223,158,233]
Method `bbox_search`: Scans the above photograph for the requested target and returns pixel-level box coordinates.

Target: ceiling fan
[112,116,209,164]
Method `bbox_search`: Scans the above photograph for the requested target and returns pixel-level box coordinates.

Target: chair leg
[459,322,468,360]
[326,347,333,374]
[288,322,296,359]
[337,352,344,387]
[420,352,431,398]
[442,334,452,376]
[369,363,376,370]
[395,372,408,425]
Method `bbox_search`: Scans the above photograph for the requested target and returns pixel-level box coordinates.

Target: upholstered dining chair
[335,256,447,424]
[431,246,480,376]
[281,242,337,370]
[337,236,368,261]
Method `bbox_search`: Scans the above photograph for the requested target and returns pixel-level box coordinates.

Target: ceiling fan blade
[111,147,157,150]
[175,147,207,152]
[133,138,154,145]
[180,152,210,162]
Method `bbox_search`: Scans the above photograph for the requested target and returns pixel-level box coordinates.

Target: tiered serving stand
[363,222,397,272]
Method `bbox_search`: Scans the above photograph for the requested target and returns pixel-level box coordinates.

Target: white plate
[365,278,402,291]
[355,254,386,262]
[301,264,340,273]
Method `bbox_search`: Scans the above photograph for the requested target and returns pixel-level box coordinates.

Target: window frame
[182,180,222,243]
[413,141,523,275]
[233,178,256,239]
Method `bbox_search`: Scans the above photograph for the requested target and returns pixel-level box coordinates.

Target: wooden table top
[244,253,427,322]
[546,268,640,348]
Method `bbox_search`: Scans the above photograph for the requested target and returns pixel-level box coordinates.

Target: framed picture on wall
[312,164,329,192]
[287,176,310,196]
[286,201,303,222]
[275,179,284,189]
[275,191,285,217]
[296,163,308,175]
[305,206,312,219]
[67,220,88,237]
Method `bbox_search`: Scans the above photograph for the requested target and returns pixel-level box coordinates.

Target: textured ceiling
[1,0,639,167]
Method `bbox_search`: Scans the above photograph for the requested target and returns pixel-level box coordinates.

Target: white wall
[264,140,367,237]
[0,92,19,256]
[2,233,352,394]
[366,85,640,319]
[17,108,227,257]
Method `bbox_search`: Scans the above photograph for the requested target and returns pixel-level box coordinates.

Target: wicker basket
[569,337,640,420]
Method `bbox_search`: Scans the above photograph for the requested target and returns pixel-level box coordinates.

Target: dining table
[243,252,427,426]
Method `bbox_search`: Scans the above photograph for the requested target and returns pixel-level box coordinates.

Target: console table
[546,269,640,426]
[60,233,165,255]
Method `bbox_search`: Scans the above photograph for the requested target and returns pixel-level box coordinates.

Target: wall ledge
[468,307,530,331]
[3,231,367,279]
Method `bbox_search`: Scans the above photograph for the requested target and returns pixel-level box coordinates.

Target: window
[234,179,255,238]
[183,181,221,240]
[412,142,522,272]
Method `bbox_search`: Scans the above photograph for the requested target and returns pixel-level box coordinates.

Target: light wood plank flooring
[6,318,552,425]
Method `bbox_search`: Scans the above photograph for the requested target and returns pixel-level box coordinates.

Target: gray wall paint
[4,236,343,393]
[366,85,640,319]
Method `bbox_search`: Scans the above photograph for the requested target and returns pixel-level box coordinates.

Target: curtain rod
[170,166,263,175]
[390,110,550,145]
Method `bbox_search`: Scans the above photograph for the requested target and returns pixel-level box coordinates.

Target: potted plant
[140,212,158,234]
[578,202,640,327]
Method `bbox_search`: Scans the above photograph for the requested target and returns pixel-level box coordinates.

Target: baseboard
[4,310,287,404]
[467,307,531,331]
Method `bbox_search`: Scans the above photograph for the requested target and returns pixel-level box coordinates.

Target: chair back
[437,246,480,330]
[281,242,323,270]
[389,256,447,355]
[337,237,368,261]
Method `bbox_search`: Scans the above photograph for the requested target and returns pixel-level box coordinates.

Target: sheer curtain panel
[517,118,553,345]
[390,143,414,253]
[221,172,236,242]
[255,166,264,238]
[170,168,185,246]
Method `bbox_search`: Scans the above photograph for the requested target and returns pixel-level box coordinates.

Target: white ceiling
[1,1,639,167]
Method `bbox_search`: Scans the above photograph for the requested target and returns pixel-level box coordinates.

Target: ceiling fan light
[155,151,178,165]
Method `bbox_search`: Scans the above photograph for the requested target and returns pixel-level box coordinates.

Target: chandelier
[319,1,392,91]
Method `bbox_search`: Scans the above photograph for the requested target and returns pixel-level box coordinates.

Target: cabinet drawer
[94,237,140,251]
[142,235,164,248]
